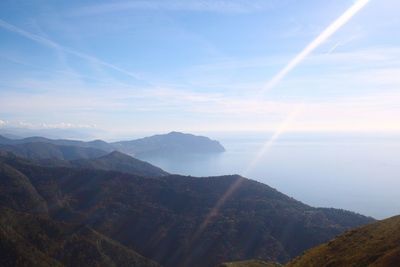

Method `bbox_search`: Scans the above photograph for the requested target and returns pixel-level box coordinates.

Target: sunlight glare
[261,0,370,94]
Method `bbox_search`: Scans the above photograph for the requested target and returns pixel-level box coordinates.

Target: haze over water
[140,132,400,219]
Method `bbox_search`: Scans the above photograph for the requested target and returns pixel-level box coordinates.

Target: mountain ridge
[0,153,374,267]
[0,131,226,157]
[0,142,108,161]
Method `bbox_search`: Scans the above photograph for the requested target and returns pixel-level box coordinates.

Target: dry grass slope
[286,215,400,267]
[219,259,282,267]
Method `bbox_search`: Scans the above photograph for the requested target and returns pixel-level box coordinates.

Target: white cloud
[0,120,96,130]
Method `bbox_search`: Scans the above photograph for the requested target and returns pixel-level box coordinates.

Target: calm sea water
[139,132,400,219]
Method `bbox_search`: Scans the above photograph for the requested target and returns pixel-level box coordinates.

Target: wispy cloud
[0,19,143,81]
[1,78,400,132]
[72,0,276,16]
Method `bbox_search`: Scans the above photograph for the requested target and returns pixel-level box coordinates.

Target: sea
[139,131,400,219]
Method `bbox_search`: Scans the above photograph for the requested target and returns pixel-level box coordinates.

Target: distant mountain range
[0,134,112,152]
[0,131,225,158]
[0,143,374,267]
[0,142,108,161]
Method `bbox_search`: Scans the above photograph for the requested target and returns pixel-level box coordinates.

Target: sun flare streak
[243,105,305,176]
[245,0,371,178]
[261,0,370,93]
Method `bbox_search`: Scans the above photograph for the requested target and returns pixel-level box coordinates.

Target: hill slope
[0,144,168,177]
[0,207,160,267]
[0,154,373,267]
[0,135,114,152]
[286,216,400,267]
[219,260,282,267]
[0,142,108,160]
[70,151,168,177]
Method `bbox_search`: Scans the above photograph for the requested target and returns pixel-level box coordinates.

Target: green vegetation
[0,207,160,267]
[286,216,400,267]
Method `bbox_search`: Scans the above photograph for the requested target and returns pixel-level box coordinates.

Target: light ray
[183,0,372,241]
[261,0,370,93]
[243,105,304,176]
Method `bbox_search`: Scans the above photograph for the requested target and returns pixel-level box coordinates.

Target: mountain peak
[167,131,183,135]
[105,150,130,158]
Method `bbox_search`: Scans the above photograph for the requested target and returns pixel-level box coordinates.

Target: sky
[0,0,400,138]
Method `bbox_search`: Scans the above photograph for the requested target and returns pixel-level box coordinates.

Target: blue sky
[0,0,399,137]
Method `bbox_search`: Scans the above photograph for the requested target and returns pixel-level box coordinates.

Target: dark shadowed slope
[0,160,48,213]
[0,154,373,267]
[112,131,225,156]
[0,142,108,160]
[70,151,169,177]
[0,207,160,267]
[286,215,400,267]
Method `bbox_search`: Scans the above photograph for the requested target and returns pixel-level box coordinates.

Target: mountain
[70,151,169,177]
[286,215,400,267]
[0,207,160,267]
[0,142,168,177]
[0,135,114,152]
[0,142,108,160]
[112,131,226,156]
[0,132,226,158]
[0,153,373,267]
[0,159,48,214]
